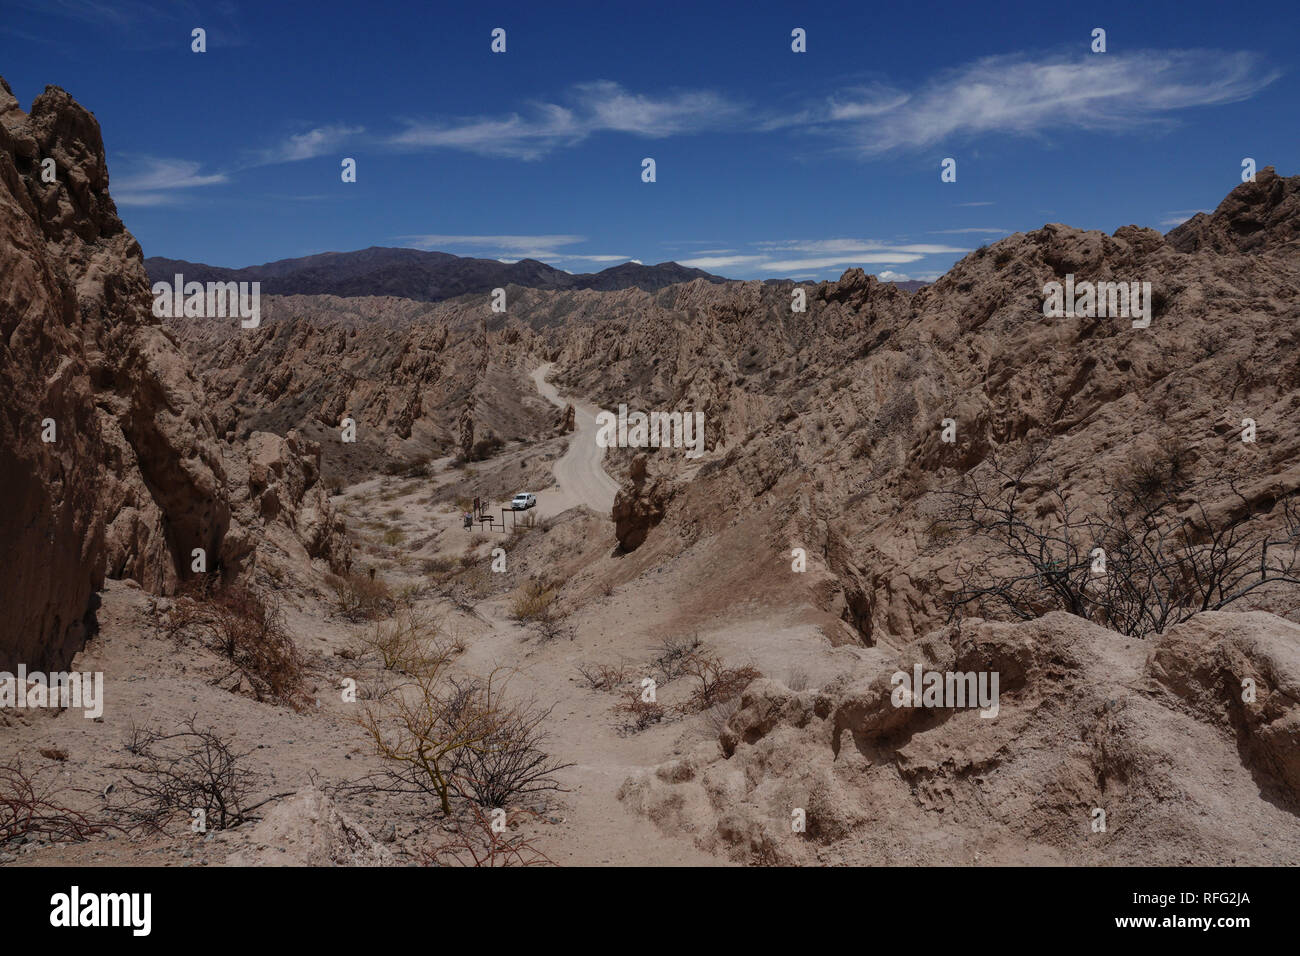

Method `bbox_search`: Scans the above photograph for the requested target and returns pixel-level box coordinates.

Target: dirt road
[530,363,619,519]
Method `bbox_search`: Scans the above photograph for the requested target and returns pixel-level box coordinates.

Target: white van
[510,492,536,511]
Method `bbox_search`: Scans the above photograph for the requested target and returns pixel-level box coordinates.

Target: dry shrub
[510,578,557,622]
[616,692,667,735]
[443,678,572,808]
[355,666,507,815]
[383,527,405,547]
[357,672,401,701]
[356,607,457,674]
[401,454,432,478]
[946,449,1300,637]
[703,697,743,737]
[1,758,108,842]
[108,717,288,832]
[654,634,703,682]
[680,652,762,713]
[574,661,632,691]
[469,434,505,461]
[441,566,492,612]
[528,611,571,643]
[423,555,459,582]
[163,584,306,709]
[420,805,553,867]
[395,582,423,607]
[325,571,395,621]
[1116,440,1195,513]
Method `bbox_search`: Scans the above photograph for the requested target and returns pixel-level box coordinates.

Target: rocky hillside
[163,169,1300,652]
[538,168,1300,645]
[165,293,564,486]
[623,609,1300,864]
[0,80,347,671]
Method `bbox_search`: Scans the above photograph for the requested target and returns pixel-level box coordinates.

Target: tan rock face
[0,78,234,668]
[1167,166,1300,254]
[623,610,1300,865]
[165,295,559,485]
[239,430,349,574]
[0,79,351,671]
[226,787,395,867]
[1149,611,1300,800]
[534,171,1300,645]
[0,82,106,671]
[612,454,672,551]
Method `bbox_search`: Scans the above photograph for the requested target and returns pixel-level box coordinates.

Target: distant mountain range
[146,246,932,301]
[144,246,729,303]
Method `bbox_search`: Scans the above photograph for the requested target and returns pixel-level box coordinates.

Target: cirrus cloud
[389,80,744,160]
[818,49,1280,153]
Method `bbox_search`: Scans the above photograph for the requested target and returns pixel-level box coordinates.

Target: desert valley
[4,72,1300,872]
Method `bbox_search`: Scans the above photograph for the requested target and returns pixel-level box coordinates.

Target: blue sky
[3,0,1297,281]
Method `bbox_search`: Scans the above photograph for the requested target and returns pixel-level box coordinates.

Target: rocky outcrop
[530,171,1300,645]
[0,79,357,672]
[612,454,672,551]
[1166,166,1300,254]
[238,430,349,574]
[1148,611,1300,801]
[0,79,232,669]
[621,610,1300,865]
[456,404,474,460]
[226,788,395,866]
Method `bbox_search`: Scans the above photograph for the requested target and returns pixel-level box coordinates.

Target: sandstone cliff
[0,80,348,671]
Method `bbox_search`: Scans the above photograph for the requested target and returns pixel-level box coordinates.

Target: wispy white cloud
[389,81,743,159]
[368,48,1277,165]
[677,255,768,270]
[756,239,969,256]
[878,270,941,283]
[812,50,1279,153]
[930,227,1008,235]
[760,254,926,272]
[679,238,970,275]
[252,124,364,165]
[827,84,911,121]
[112,156,227,206]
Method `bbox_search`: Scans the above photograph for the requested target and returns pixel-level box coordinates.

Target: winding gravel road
[530,363,619,520]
